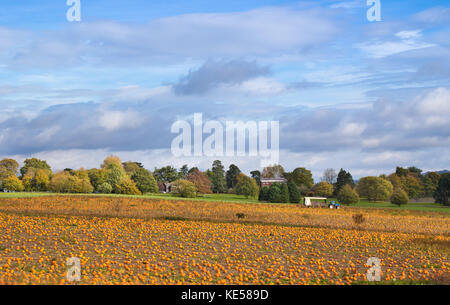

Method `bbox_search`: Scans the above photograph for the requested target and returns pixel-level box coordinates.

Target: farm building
[260,178,287,188]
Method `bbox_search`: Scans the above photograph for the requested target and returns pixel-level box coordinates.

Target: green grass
[0,192,448,213]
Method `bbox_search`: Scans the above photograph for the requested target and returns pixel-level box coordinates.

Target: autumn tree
[262,164,285,179]
[187,169,212,194]
[171,180,197,198]
[2,175,24,192]
[312,182,333,197]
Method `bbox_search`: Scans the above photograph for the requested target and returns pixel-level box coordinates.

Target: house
[260,178,287,188]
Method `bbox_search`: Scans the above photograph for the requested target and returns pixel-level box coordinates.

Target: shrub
[390,188,409,206]
[337,184,360,205]
[352,214,365,225]
[97,182,113,194]
[2,175,24,192]
[171,180,197,198]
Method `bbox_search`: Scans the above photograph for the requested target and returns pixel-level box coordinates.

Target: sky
[0,0,449,180]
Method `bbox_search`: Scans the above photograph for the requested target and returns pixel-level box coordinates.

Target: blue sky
[0,0,449,179]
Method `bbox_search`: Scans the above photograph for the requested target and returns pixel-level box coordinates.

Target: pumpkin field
[0,196,448,285]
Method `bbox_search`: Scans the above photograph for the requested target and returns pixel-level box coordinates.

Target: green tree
[280,183,290,203]
[225,164,241,189]
[131,168,158,193]
[289,167,314,190]
[287,181,301,203]
[153,166,179,183]
[250,170,261,186]
[312,182,333,197]
[97,182,113,194]
[334,168,355,195]
[234,173,259,198]
[337,185,359,205]
[356,176,394,201]
[390,188,409,206]
[210,160,227,193]
[258,186,269,201]
[268,183,282,203]
[0,158,19,180]
[179,165,189,178]
[87,168,108,192]
[3,175,24,192]
[434,173,450,206]
[171,180,197,198]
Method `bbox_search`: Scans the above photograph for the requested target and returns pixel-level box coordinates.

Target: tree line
[0,158,448,206]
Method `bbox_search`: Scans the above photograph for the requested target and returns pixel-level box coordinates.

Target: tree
[122,161,143,176]
[153,166,179,183]
[250,170,261,186]
[258,186,270,201]
[262,164,285,179]
[334,169,355,195]
[49,170,93,193]
[234,173,259,198]
[0,158,19,180]
[225,164,241,189]
[268,183,282,203]
[115,177,141,195]
[356,176,394,201]
[390,188,409,206]
[2,175,24,192]
[322,168,337,184]
[287,181,301,203]
[187,169,212,194]
[422,172,440,197]
[289,167,314,191]
[402,174,423,199]
[105,164,127,192]
[131,168,158,194]
[97,182,113,194]
[179,165,189,178]
[434,173,450,206]
[395,166,409,177]
[20,158,51,177]
[337,185,359,205]
[210,160,227,193]
[171,180,197,198]
[280,183,290,203]
[312,182,333,197]
[87,168,108,192]
[101,155,122,169]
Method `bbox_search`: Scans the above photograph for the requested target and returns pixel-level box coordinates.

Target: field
[0,195,448,285]
[1,192,448,213]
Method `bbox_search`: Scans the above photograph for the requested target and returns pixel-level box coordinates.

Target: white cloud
[99,109,144,131]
